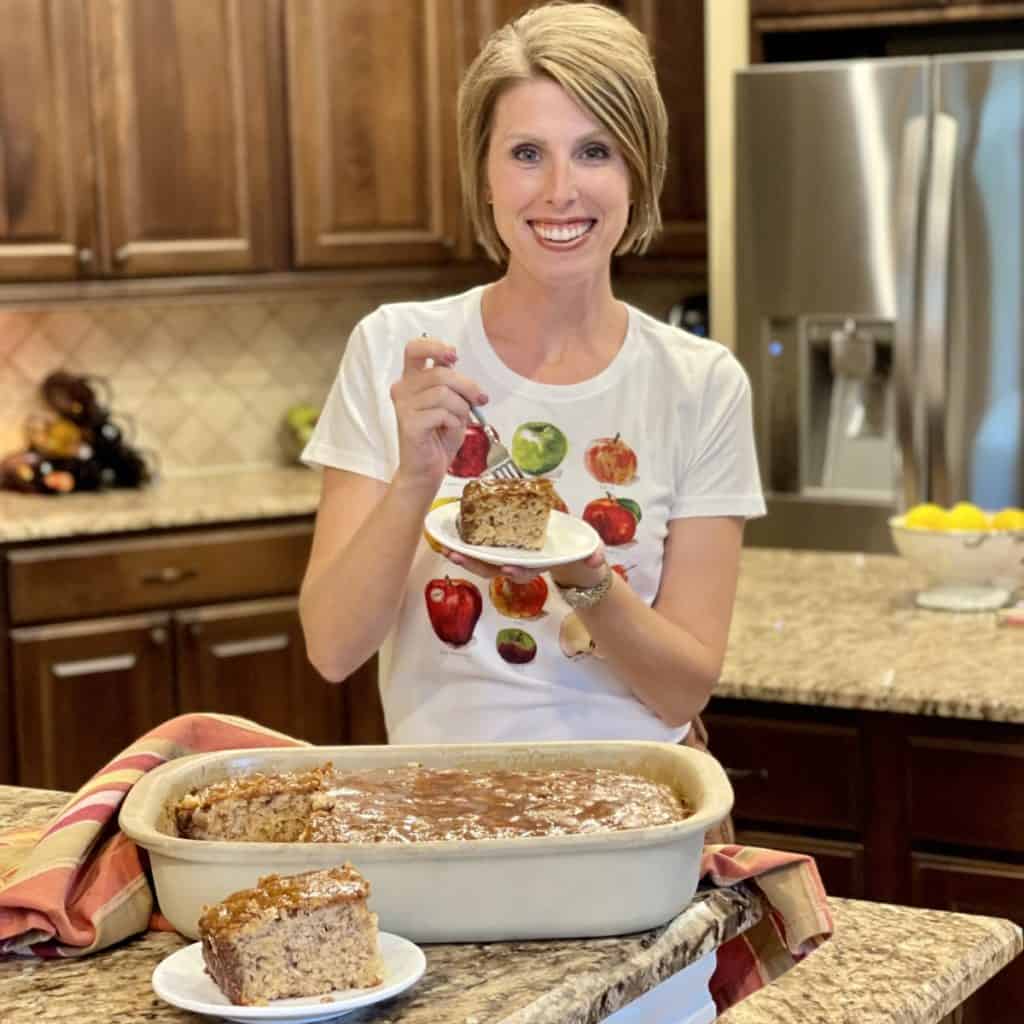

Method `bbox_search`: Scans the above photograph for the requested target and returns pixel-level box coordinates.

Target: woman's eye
[512,145,540,162]
[581,143,611,160]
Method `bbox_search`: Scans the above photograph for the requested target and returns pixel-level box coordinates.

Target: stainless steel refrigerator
[735,52,1024,553]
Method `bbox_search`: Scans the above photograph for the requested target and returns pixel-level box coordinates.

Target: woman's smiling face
[485,77,631,283]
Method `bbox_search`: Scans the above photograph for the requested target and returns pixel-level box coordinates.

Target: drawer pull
[53,653,137,678]
[141,567,197,585]
[725,767,770,782]
[211,634,290,659]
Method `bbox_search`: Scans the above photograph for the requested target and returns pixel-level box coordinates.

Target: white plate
[424,502,601,569]
[152,932,426,1023]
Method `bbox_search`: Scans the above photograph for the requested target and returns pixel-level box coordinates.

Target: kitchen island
[1,785,1020,1024]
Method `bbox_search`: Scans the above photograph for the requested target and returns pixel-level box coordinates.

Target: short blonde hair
[457,2,668,263]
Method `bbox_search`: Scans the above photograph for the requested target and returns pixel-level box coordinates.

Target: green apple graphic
[511,421,568,475]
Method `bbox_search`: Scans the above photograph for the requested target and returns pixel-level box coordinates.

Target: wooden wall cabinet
[751,1,946,14]
[0,0,96,280]
[704,698,1024,1024]
[87,0,284,277]
[0,0,285,283]
[3,520,374,791]
[285,0,463,268]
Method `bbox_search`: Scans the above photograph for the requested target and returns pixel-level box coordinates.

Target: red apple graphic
[497,627,537,664]
[583,494,639,546]
[585,434,638,485]
[425,576,482,646]
[448,423,490,477]
[490,574,548,619]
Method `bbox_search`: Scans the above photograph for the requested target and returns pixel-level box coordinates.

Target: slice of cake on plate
[198,863,383,1005]
[457,477,557,550]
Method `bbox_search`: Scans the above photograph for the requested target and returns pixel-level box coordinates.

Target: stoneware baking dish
[119,741,733,943]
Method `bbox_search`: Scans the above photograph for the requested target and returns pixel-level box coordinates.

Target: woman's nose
[544,156,578,207]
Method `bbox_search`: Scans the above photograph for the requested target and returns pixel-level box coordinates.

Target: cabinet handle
[725,767,769,782]
[211,634,290,658]
[53,653,137,678]
[78,248,94,266]
[141,567,197,585]
[150,627,167,645]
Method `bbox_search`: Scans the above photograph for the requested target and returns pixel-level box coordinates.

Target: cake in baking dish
[457,477,557,549]
[198,863,383,1005]
[173,763,690,844]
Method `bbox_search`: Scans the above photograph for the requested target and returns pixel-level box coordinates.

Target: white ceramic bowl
[889,516,1024,589]
[119,741,734,944]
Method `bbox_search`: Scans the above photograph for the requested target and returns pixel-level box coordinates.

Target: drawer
[7,523,313,625]
[910,734,1024,854]
[703,711,863,831]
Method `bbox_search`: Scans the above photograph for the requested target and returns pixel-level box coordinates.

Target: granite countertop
[719,548,1024,723]
[2,786,1020,1024]
[0,466,322,542]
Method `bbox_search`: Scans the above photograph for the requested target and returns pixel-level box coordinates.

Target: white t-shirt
[303,285,765,745]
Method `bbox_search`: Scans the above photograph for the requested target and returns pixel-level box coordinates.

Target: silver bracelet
[556,565,613,610]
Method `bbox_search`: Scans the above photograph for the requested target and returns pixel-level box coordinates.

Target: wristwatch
[556,565,614,610]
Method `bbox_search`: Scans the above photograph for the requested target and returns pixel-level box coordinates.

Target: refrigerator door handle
[893,115,928,511]
[920,112,958,507]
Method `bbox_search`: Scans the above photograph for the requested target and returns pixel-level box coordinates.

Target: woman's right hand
[389,336,488,495]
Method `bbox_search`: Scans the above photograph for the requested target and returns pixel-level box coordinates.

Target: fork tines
[483,458,524,480]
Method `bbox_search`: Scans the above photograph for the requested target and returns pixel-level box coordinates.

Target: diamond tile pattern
[0,290,449,475]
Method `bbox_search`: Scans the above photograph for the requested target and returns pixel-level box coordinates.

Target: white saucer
[424,502,601,570]
[152,932,426,1023]
[914,584,1013,612]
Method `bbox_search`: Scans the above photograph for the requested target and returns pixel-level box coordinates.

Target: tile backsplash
[0,275,698,476]
[0,289,445,475]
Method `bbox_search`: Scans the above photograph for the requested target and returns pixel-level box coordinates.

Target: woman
[299,2,764,748]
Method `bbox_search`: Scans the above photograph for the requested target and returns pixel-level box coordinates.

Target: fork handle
[469,405,501,446]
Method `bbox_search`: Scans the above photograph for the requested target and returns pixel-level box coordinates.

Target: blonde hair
[457,2,668,263]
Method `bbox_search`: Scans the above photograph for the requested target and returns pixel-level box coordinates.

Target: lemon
[991,507,1024,531]
[903,503,946,530]
[944,501,990,532]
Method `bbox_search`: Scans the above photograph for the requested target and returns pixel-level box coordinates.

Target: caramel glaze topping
[303,766,689,844]
[199,864,369,937]
[178,763,334,810]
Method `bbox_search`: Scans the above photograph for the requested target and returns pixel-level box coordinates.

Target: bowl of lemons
[889,502,1024,610]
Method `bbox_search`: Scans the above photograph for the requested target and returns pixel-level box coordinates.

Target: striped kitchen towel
[703,843,834,1013]
[0,713,305,957]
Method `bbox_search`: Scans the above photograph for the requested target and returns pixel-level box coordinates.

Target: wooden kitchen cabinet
[285,0,463,268]
[705,698,1024,1024]
[2,520,371,790]
[175,596,345,746]
[11,612,177,791]
[87,0,284,276]
[0,0,97,280]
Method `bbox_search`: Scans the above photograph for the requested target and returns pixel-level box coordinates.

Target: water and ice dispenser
[761,316,896,501]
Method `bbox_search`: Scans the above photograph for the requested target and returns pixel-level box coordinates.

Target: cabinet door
[912,854,1024,1024]
[12,613,176,791]
[88,0,280,276]
[622,0,706,262]
[0,0,96,281]
[285,0,461,268]
[175,597,346,745]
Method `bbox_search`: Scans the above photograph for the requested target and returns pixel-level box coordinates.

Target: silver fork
[469,405,524,480]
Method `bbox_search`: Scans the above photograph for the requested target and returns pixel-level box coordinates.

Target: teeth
[533,221,592,243]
